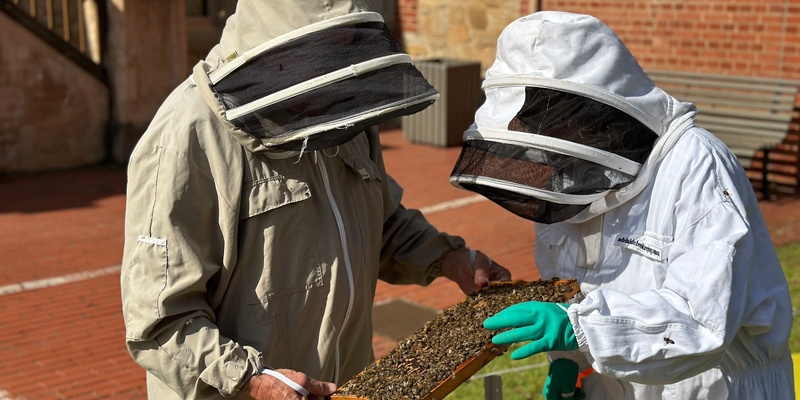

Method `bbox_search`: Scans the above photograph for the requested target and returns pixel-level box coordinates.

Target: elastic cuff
[260,369,310,396]
[567,305,590,352]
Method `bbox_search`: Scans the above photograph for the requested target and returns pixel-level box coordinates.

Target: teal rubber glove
[543,358,584,400]
[483,301,577,359]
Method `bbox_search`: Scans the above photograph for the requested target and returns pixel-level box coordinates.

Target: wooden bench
[646,69,800,198]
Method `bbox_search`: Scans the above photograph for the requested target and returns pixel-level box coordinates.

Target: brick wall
[539,0,800,197]
[541,0,800,81]
[399,0,418,33]
[399,0,799,80]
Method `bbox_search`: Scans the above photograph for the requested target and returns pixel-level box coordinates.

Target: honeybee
[663,334,674,346]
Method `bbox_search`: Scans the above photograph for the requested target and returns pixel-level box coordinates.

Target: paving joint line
[418,194,487,215]
[0,195,488,296]
[0,265,121,296]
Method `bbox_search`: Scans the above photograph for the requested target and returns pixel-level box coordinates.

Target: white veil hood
[470,11,697,222]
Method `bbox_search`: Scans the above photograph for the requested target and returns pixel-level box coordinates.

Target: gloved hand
[543,358,584,400]
[483,301,577,359]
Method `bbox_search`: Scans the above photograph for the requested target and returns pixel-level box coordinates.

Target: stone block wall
[399,0,522,75]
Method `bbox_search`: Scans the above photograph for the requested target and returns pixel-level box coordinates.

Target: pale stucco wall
[0,0,188,173]
[106,0,188,163]
[402,0,522,76]
[0,11,108,174]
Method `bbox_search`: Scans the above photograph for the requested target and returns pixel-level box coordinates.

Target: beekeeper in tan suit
[119,0,511,398]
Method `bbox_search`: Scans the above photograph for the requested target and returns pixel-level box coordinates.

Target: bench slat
[651,75,800,95]
[660,90,796,110]
[647,69,800,88]
[646,70,800,198]
[696,113,792,128]
[695,121,788,141]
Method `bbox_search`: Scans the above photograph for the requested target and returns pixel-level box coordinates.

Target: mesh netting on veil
[210,20,437,151]
[230,64,433,150]
[509,87,658,163]
[450,87,659,222]
[451,140,614,223]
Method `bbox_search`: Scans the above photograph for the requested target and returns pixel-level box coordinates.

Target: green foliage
[448,345,549,400]
[447,241,800,399]
[777,242,800,352]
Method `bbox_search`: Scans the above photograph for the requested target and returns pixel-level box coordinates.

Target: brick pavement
[1,129,799,399]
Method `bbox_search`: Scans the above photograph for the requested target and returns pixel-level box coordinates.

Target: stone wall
[400,0,522,75]
[0,11,108,174]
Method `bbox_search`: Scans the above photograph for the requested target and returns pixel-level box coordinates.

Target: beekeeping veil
[450,11,695,224]
[192,0,438,152]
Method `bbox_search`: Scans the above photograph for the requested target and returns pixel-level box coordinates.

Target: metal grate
[402,58,483,147]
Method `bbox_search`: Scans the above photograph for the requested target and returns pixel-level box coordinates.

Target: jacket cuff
[568,304,591,353]
[200,346,264,397]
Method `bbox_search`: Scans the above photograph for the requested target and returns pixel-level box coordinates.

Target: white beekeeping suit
[451,11,794,399]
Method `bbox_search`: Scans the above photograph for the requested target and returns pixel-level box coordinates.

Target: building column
[105,0,187,163]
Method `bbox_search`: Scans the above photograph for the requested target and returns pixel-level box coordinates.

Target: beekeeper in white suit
[450,11,794,399]
[119,0,511,399]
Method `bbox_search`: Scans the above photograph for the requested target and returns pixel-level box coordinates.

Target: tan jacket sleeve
[120,89,263,398]
[366,128,466,285]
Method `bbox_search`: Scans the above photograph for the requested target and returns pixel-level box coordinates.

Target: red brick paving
[1,129,799,398]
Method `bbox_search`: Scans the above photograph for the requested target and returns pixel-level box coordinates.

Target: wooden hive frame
[333,278,580,400]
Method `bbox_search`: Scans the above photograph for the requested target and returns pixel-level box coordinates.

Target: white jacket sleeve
[570,201,750,384]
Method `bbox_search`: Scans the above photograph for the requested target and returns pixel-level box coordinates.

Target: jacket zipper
[316,151,355,383]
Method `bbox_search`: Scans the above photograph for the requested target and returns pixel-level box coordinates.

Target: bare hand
[240,368,336,399]
[440,247,511,294]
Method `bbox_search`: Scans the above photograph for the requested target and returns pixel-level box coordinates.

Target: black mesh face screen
[213,22,401,109]
[230,64,431,139]
[208,20,437,151]
[460,182,588,224]
[451,139,633,195]
[450,87,657,223]
[509,87,658,163]
[270,98,434,151]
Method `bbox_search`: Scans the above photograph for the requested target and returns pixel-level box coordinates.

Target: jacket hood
[206,0,373,67]
[193,0,437,155]
[473,11,697,222]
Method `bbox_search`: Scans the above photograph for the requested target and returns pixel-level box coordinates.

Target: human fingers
[471,255,490,289]
[487,260,512,282]
[276,369,337,397]
[240,373,304,399]
[471,250,512,288]
[440,247,480,294]
[243,369,335,399]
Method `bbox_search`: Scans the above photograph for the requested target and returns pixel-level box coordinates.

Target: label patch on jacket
[614,235,664,261]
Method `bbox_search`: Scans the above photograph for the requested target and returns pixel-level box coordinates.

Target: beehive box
[333,278,580,400]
